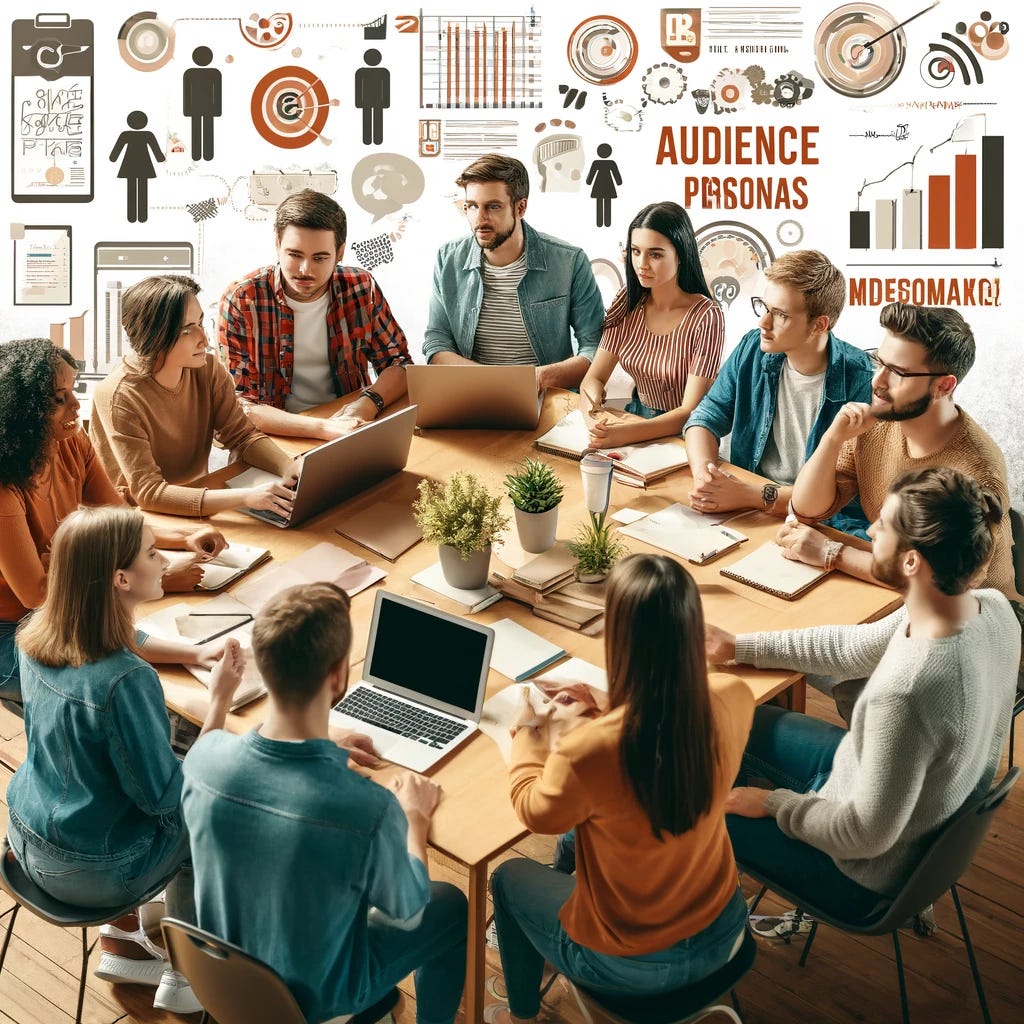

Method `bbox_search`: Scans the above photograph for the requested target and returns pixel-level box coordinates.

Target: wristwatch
[761,483,779,510]
[360,388,385,415]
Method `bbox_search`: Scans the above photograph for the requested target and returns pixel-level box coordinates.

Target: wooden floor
[1,690,1022,1024]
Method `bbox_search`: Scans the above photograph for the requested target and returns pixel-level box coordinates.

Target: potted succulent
[412,472,510,589]
[504,457,565,553]
[568,511,627,583]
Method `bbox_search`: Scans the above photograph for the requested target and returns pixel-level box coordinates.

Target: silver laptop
[330,590,494,772]
[406,364,543,429]
[238,405,417,528]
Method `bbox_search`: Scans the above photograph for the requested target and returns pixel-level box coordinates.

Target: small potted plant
[504,457,564,553]
[568,511,627,583]
[412,472,510,589]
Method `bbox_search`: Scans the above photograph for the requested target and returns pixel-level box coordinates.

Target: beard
[872,389,932,422]
[475,220,517,252]
[871,549,908,591]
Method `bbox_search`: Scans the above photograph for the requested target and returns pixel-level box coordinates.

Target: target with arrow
[250,66,339,148]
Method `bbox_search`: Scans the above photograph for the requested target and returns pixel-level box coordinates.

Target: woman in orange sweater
[491,553,754,1022]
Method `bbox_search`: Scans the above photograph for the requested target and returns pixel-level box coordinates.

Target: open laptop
[233,405,417,528]
[406,364,543,429]
[330,590,495,772]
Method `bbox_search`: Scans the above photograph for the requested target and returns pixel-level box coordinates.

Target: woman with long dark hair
[490,554,754,1022]
[579,202,724,448]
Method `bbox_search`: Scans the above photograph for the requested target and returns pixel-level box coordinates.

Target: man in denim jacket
[685,250,872,530]
[424,154,605,390]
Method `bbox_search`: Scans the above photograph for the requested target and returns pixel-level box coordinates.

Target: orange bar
[501,29,507,106]
[474,28,479,105]
[446,23,451,107]
[954,153,976,249]
[492,25,498,106]
[928,174,950,249]
[454,24,460,106]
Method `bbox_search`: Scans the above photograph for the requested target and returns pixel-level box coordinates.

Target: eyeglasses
[865,349,949,379]
[751,297,794,326]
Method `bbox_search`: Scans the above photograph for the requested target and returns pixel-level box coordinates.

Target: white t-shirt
[471,253,536,365]
[757,358,825,485]
[286,291,333,412]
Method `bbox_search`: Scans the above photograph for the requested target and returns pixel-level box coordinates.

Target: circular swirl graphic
[814,4,907,98]
[251,66,331,149]
[117,12,176,72]
[567,16,639,86]
[696,221,775,310]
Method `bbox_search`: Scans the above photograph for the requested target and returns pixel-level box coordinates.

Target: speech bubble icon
[351,153,425,222]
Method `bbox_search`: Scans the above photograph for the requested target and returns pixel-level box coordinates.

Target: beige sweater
[91,354,268,515]
[825,408,1020,601]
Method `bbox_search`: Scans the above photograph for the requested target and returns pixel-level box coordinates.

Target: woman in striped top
[579,202,724,448]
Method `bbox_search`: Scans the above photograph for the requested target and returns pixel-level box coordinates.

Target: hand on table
[689,463,759,515]
[333,728,382,769]
[704,622,737,664]
[775,521,829,566]
[244,480,296,519]
[184,526,228,561]
[207,638,245,706]
[725,786,771,818]
[191,637,228,670]
[587,416,633,450]
[162,559,204,593]
[389,771,442,823]
[512,686,598,748]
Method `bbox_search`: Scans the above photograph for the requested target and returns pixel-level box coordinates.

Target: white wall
[3,1,1021,499]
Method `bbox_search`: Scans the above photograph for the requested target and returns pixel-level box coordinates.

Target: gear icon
[752,82,774,104]
[642,62,688,104]
[743,64,766,88]
[773,72,803,108]
[711,68,751,112]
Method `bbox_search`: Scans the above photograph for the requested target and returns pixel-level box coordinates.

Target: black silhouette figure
[108,110,165,223]
[183,46,221,161]
[586,143,622,228]
[355,48,390,145]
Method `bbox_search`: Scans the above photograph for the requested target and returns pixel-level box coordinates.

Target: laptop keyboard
[336,688,469,749]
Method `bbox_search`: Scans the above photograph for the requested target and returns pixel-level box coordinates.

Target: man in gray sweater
[707,466,1019,919]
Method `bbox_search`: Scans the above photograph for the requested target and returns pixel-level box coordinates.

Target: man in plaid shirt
[218,190,412,441]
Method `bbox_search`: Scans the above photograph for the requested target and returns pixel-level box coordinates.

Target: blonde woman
[90,274,299,518]
[6,506,242,1014]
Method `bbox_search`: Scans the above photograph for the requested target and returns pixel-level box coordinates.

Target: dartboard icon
[251,66,332,149]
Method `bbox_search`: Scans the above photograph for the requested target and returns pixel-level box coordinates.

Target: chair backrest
[1010,507,1024,596]
[882,767,1020,927]
[160,918,309,1024]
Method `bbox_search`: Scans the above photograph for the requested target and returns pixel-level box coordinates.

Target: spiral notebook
[719,542,830,600]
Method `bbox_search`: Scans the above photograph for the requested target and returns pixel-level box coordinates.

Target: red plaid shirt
[218,264,412,408]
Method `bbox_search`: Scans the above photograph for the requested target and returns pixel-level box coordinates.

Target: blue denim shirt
[686,329,874,476]
[7,642,183,866]
[182,729,430,1023]
[423,220,605,365]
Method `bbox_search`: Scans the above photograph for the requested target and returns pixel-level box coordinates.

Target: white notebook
[618,504,747,564]
[719,542,830,600]
[489,618,566,682]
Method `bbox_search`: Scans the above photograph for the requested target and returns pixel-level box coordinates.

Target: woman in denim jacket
[5,505,242,1012]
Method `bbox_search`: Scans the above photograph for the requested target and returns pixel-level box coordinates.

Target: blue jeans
[624,390,665,420]
[363,881,467,1024]
[726,705,886,921]
[6,823,194,920]
[0,620,23,710]
[491,860,747,1019]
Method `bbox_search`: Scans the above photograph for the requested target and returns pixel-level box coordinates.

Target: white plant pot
[576,571,607,584]
[438,543,492,590]
[515,506,559,554]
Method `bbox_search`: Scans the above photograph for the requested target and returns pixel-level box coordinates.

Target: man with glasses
[423,154,604,389]
[781,301,1018,599]
[685,250,873,520]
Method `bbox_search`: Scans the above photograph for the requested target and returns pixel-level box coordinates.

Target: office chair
[160,918,400,1024]
[0,839,172,1024]
[742,767,1020,1024]
[565,928,756,1024]
[1008,507,1024,769]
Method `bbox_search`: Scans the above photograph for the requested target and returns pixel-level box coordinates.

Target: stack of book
[489,542,605,631]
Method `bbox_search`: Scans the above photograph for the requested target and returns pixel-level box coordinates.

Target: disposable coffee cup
[580,454,613,515]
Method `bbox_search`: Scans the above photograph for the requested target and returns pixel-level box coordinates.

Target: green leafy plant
[412,472,510,561]
[504,457,564,513]
[568,512,628,578]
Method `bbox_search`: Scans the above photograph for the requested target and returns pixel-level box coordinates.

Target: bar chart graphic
[420,12,542,108]
[849,119,1004,251]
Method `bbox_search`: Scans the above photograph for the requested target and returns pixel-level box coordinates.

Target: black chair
[160,918,400,1024]
[565,928,756,1024]
[742,767,1020,1024]
[0,839,172,1024]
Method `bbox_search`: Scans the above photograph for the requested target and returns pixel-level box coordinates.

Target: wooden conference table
[147,389,901,1024]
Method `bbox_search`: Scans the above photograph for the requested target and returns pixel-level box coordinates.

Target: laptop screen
[367,593,491,715]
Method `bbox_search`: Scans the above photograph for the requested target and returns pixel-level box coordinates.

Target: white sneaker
[153,968,204,1015]
[94,951,167,986]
